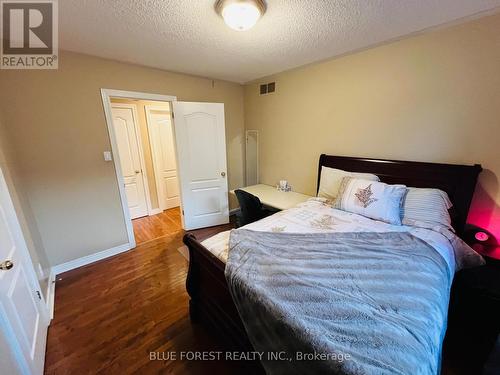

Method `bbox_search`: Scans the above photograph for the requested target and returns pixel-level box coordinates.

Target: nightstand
[445,244,500,374]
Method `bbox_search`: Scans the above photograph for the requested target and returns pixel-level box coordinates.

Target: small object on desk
[277,180,291,192]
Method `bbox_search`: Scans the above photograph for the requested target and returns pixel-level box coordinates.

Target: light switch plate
[103,151,113,161]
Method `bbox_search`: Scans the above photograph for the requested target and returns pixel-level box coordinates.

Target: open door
[172,102,229,230]
[0,167,49,375]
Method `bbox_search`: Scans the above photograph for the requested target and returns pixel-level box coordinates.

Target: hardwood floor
[44,217,246,375]
[132,208,183,245]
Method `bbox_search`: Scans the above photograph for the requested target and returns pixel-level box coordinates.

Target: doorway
[101,89,230,248]
[109,97,181,244]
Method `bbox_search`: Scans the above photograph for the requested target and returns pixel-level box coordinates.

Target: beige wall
[110,98,172,210]
[244,13,500,237]
[0,51,245,266]
[0,116,50,293]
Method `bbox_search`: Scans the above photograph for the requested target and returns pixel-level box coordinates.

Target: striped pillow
[401,188,453,231]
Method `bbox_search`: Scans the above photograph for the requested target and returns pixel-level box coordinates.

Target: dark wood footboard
[183,233,253,351]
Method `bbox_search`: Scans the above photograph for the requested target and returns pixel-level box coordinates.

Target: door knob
[0,260,13,270]
[135,170,140,174]
[221,172,226,177]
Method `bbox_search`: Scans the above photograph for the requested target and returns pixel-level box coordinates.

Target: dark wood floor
[44,211,239,374]
[132,207,183,245]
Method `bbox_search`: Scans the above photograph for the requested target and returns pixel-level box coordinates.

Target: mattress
[202,197,459,273]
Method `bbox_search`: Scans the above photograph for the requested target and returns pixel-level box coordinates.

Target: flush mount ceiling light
[215,0,266,31]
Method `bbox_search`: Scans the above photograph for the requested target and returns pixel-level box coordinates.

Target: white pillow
[401,187,454,232]
[334,177,407,225]
[317,166,379,201]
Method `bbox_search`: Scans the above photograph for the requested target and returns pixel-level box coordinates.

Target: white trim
[46,272,55,320]
[145,105,172,211]
[101,90,136,248]
[110,102,155,216]
[102,89,177,102]
[100,89,178,246]
[51,243,132,276]
[149,208,162,215]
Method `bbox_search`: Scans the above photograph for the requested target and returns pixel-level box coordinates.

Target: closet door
[111,104,149,219]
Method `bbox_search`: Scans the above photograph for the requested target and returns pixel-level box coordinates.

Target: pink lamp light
[475,231,490,242]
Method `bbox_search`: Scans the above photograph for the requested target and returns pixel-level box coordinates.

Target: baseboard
[149,208,162,215]
[51,242,132,276]
[46,271,55,320]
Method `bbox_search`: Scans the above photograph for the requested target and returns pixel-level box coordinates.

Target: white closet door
[111,104,148,219]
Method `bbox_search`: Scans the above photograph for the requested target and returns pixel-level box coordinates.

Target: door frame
[144,104,177,211]
[110,102,154,217]
[100,89,177,247]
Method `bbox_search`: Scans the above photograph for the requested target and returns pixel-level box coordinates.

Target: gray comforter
[225,229,452,375]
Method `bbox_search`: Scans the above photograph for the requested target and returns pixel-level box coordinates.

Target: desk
[230,184,313,211]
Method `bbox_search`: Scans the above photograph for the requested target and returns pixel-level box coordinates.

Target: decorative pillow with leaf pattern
[317,166,380,200]
[334,177,407,225]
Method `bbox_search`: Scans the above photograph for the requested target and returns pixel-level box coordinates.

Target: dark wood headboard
[317,154,482,236]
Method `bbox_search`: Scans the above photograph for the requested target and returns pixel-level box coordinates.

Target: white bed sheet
[202,198,458,273]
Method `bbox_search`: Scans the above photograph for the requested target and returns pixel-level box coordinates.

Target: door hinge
[172,112,175,119]
[36,291,41,300]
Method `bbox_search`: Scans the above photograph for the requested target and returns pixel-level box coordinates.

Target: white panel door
[111,104,149,219]
[172,102,229,230]
[146,107,180,210]
[0,168,49,375]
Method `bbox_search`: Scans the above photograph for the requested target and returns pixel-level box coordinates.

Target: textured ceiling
[59,0,500,83]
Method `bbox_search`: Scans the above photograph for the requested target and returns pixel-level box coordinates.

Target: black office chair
[234,189,277,227]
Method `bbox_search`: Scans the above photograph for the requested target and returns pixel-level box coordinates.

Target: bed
[183,154,482,373]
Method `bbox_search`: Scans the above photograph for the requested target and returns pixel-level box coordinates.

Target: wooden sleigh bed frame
[183,154,482,350]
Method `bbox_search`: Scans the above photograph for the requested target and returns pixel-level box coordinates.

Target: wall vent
[259,82,276,95]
